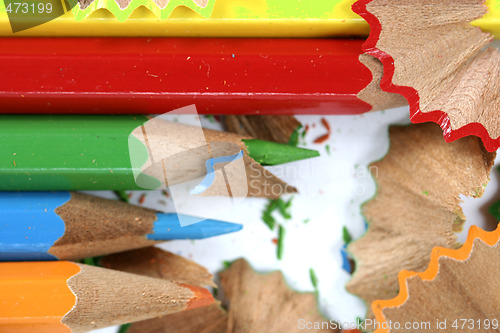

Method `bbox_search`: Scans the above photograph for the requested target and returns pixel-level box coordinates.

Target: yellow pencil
[0,261,213,332]
[1,0,497,37]
[1,0,367,37]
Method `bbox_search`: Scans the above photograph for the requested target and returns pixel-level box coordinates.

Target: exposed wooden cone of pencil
[371,225,500,333]
[224,115,302,144]
[52,192,158,259]
[346,122,496,317]
[219,259,338,333]
[101,247,228,333]
[61,263,213,332]
[356,0,500,150]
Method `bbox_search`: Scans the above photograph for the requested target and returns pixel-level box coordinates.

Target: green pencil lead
[204,115,216,123]
[118,323,132,333]
[114,190,130,203]
[263,212,276,230]
[81,256,102,267]
[262,199,279,230]
[82,257,95,266]
[342,226,352,246]
[309,268,319,289]
[489,200,500,221]
[277,225,286,260]
[267,199,280,212]
[223,260,234,269]
[277,197,293,220]
[262,198,294,260]
[288,124,302,147]
[301,126,308,139]
[243,139,319,166]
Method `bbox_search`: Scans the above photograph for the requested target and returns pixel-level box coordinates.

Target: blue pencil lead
[148,214,243,240]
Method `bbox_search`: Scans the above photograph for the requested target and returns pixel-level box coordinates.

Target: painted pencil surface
[0,115,316,193]
[0,261,213,333]
[0,0,497,38]
[0,192,242,261]
[0,38,405,115]
[0,0,368,37]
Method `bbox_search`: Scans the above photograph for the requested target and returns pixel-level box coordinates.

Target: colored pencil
[0,261,214,332]
[0,0,498,38]
[0,0,368,37]
[0,191,242,261]
[100,247,229,333]
[0,115,317,192]
[0,38,405,115]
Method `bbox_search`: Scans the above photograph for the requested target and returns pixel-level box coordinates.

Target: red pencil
[0,37,397,115]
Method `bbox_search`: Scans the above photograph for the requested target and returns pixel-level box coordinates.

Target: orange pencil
[0,261,213,333]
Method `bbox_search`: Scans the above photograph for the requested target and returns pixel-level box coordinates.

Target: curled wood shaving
[354,0,500,151]
[219,259,339,333]
[372,226,500,333]
[347,122,495,317]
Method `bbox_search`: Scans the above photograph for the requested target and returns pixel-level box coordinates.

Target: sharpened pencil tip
[181,284,214,310]
[243,139,320,166]
[148,214,243,241]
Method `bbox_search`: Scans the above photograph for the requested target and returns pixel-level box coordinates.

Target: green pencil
[0,115,318,195]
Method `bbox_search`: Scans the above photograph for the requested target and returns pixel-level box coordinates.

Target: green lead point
[118,323,132,333]
[114,190,130,203]
[288,124,302,147]
[243,139,320,166]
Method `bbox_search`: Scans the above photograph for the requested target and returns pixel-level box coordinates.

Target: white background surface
[89,107,500,332]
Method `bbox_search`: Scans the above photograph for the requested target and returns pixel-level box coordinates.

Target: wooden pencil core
[51,192,158,259]
[62,264,200,332]
[131,118,296,198]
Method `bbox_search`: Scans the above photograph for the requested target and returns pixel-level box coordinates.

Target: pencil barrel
[0,262,214,332]
[0,38,372,115]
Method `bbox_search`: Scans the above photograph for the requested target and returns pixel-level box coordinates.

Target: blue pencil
[0,192,242,261]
